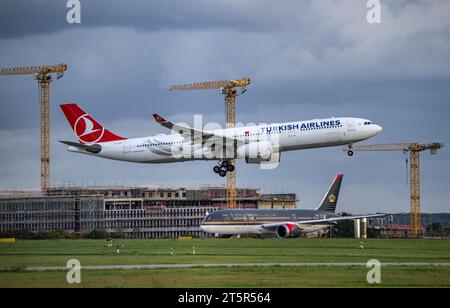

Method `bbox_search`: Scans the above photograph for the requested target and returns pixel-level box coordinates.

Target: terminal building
[0,186,297,239]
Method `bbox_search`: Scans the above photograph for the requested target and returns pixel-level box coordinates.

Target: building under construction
[0,186,296,239]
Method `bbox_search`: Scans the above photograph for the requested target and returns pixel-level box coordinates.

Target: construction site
[0,185,296,239]
[1,1,450,290]
[0,64,446,239]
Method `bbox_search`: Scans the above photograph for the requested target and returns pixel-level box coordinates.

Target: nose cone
[368,124,382,137]
[374,124,382,135]
[200,224,213,234]
[200,223,209,232]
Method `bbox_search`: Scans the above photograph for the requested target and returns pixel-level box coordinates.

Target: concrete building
[376,224,420,239]
[258,194,297,209]
[0,186,297,239]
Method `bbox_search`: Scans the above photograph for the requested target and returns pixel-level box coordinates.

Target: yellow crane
[0,64,68,192]
[170,77,251,208]
[349,142,444,234]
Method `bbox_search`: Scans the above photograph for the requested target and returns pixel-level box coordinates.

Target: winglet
[153,114,167,123]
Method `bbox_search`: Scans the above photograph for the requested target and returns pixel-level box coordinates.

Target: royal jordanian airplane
[201,174,385,238]
[59,104,382,176]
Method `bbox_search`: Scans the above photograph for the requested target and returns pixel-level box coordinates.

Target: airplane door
[342,119,356,140]
[123,141,132,153]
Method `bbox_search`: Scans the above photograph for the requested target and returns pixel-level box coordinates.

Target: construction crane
[170,77,251,208]
[348,142,444,234]
[0,64,68,193]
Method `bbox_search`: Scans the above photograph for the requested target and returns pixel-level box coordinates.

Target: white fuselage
[68,117,382,163]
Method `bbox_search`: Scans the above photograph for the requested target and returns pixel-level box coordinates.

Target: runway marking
[22,262,450,272]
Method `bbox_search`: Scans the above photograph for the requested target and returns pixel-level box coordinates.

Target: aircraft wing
[262,213,386,229]
[152,113,246,147]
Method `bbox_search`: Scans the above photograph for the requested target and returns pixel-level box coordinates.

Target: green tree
[333,212,354,238]
[84,229,109,239]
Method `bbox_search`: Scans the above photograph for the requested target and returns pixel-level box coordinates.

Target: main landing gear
[213,160,235,177]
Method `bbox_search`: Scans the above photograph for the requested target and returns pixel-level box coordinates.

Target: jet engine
[238,141,280,164]
[276,224,301,238]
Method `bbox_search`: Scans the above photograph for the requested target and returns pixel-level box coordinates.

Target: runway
[24,262,450,272]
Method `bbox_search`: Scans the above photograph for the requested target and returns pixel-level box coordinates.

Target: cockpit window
[205,215,217,222]
[364,121,372,125]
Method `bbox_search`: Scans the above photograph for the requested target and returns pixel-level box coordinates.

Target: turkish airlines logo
[74,114,104,143]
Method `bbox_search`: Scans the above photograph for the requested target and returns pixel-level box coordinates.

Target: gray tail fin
[316,174,344,213]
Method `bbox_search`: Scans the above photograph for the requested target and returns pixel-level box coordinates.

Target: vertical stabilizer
[316,174,344,213]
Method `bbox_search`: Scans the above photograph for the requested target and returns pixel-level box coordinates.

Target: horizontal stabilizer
[59,141,102,154]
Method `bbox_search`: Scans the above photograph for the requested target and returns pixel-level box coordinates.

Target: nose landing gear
[346,145,354,157]
[213,160,235,177]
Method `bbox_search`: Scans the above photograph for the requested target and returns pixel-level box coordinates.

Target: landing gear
[346,145,354,157]
[226,164,235,172]
[213,160,235,176]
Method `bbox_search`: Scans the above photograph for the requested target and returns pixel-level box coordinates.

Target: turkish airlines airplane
[59,104,382,176]
[201,174,385,238]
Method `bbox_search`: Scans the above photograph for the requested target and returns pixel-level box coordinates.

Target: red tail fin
[60,103,127,144]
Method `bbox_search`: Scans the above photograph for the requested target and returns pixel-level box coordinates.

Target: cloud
[0,0,289,39]
[0,0,449,212]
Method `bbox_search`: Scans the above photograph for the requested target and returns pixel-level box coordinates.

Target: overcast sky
[0,0,449,213]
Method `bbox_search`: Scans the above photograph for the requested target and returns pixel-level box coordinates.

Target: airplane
[200,174,385,238]
[59,103,382,176]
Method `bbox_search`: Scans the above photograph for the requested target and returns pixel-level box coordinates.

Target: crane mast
[224,87,237,210]
[350,142,444,234]
[0,64,68,192]
[170,77,251,208]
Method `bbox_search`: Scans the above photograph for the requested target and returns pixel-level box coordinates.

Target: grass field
[0,238,449,287]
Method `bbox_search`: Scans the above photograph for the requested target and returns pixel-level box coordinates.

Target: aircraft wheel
[219,169,227,177]
[213,166,221,173]
[347,150,354,157]
[221,160,230,168]
[226,164,235,172]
